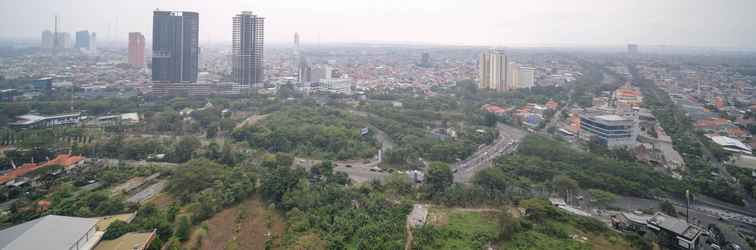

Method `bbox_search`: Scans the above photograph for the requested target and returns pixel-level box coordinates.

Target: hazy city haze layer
[1,0,755,48]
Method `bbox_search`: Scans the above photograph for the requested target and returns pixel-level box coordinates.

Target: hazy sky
[1,0,755,48]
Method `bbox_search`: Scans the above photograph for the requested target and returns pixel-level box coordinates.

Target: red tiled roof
[0,154,85,184]
[0,163,39,184]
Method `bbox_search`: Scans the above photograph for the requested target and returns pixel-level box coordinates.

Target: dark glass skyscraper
[152,11,199,83]
[75,30,90,49]
[232,11,264,87]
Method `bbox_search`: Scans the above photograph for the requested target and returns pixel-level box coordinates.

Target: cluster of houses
[482,99,560,128]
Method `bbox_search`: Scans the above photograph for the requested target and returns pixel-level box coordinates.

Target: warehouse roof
[0,215,99,250]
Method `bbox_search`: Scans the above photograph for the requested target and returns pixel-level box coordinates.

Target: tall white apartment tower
[479,49,508,91]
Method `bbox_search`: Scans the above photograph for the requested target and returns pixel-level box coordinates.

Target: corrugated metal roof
[0,215,99,250]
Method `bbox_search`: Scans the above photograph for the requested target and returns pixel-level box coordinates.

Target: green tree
[171,136,200,163]
[498,209,521,240]
[206,142,221,160]
[291,232,328,250]
[425,162,453,199]
[385,172,413,196]
[206,125,218,139]
[552,175,579,199]
[474,167,508,202]
[659,200,678,217]
[588,189,616,207]
[102,220,132,240]
[175,216,190,241]
[166,203,179,222]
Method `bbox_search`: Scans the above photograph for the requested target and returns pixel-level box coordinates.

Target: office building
[232,11,265,87]
[479,49,508,91]
[75,30,90,49]
[128,32,146,66]
[32,77,53,92]
[518,67,535,89]
[90,32,97,51]
[579,113,638,149]
[152,10,199,83]
[41,30,54,49]
[627,44,639,54]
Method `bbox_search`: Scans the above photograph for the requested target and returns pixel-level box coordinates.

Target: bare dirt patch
[186,197,286,250]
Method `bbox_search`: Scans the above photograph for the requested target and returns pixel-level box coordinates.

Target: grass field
[422,207,502,250]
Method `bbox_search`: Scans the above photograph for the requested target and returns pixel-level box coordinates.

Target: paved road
[294,158,389,183]
[453,124,526,183]
[126,180,167,204]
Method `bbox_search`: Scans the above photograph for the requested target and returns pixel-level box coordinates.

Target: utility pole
[686,189,690,223]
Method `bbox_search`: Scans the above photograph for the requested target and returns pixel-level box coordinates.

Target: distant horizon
[2,0,756,50]
[3,36,756,53]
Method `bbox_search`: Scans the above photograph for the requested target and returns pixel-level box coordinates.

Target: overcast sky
[1,0,755,48]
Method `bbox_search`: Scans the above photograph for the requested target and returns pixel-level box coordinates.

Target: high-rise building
[128,32,146,66]
[508,62,520,90]
[232,11,265,87]
[152,10,199,83]
[75,30,90,49]
[420,52,431,67]
[294,32,300,49]
[627,44,639,54]
[292,32,301,72]
[89,33,97,51]
[298,56,312,83]
[518,67,536,89]
[479,49,508,91]
[41,30,54,49]
[56,32,72,49]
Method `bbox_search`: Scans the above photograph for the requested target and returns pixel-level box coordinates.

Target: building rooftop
[94,231,155,250]
[0,154,86,184]
[0,215,100,250]
[647,212,703,241]
[709,135,752,154]
[9,113,81,126]
[595,114,628,121]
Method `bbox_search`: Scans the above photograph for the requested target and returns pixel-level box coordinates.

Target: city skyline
[2,0,756,48]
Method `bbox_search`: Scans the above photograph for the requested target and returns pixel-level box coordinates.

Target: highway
[453,124,526,183]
